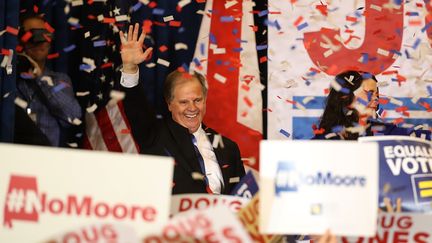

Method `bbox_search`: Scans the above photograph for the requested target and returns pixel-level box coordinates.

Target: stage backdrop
[268,0,432,140]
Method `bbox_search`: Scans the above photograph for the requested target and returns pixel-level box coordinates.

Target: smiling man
[119,24,245,194]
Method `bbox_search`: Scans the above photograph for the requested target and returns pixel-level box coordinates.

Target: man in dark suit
[119,24,245,195]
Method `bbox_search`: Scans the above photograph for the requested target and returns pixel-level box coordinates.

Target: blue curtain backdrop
[0,0,19,143]
[2,0,267,143]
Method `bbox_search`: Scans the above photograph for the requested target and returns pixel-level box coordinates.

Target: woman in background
[314,70,430,140]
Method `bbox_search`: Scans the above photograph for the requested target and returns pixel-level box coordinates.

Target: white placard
[170,194,250,216]
[143,206,252,242]
[0,143,173,242]
[340,213,432,242]
[260,140,379,236]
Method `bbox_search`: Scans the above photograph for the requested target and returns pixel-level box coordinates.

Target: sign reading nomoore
[260,140,379,236]
[0,143,173,242]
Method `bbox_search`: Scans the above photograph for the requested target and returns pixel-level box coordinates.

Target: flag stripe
[106,103,138,153]
[95,106,123,152]
[84,112,109,151]
[117,101,140,153]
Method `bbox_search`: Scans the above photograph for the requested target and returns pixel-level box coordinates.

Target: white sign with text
[0,143,173,242]
[260,140,379,236]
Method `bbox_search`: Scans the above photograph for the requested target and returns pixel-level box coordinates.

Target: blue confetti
[152,8,165,15]
[279,129,290,138]
[193,58,201,67]
[63,44,76,53]
[209,33,217,44]
[297,22,308,31]
[340,87,350,94]
[362,72,373,79]
[412,38,421,49]
[393,0,402,5]
[331,125,344,133]
[361,53,369,64]
[264,19,281,31]
[256,44,267,51]
[258,10,269,17]
[220,16,234,22]
[427,86,432,96]
[79,64,92,71]
[233,47,243,52]
[232,28,238,35]
[53,82,67,93]
[407,12,419,16]
[20,73,34,79]
[404,49,411,59]
[181,63,189,72]
[178,27,185,33]
[131,2,142,12]
[93,40,106,47]
[200,43,205,56]
[216,60,223,65]
[421,21,432,33]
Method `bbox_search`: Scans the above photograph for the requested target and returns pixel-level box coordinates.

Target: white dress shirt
[193,126,224,194]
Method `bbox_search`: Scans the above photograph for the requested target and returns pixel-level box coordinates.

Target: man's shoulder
[44,69,72,83]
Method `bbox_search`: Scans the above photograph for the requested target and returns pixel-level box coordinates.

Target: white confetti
[115,15,128,22]
[86,103,98,113]
[191,172,205,181]
[163,15,174,22]
[76,91,90,97]
[225,0,238,9]
[377,48,389,56]
[68,117,82,125]
[71,0,84,7]
[211,134,224,149]
[41,76,54,86]
[302,96,314,104]
[178,0,191,8]
[214,73,227,84]
[84,31,90,38]
[157,58,170,67]
[14,97,28,109]
[146,62,156,68]
[389,97,403,106]
[213,48,226,54]
[110,90,125,101]
[370,4,382,11]
[174,43,188,50]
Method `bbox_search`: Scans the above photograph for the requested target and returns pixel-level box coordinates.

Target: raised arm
[119,24,156,147]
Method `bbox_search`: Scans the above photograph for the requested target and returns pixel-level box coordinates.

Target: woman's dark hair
[317,70,378,140]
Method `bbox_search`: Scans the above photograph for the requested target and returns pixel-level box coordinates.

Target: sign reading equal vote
[0,144,173,242]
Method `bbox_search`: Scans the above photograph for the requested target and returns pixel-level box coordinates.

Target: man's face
[22,18,50,63]
[168,78,206,133]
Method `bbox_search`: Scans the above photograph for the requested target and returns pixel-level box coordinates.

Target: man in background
[16,13,81,147]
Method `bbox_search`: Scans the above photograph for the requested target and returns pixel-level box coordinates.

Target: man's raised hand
[119,23,153,73]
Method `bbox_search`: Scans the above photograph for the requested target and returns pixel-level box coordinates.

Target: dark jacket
[123,83,245,195]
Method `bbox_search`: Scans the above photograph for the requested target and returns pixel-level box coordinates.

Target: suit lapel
[166,119,202,174]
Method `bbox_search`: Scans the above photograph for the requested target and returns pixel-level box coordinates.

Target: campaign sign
[170,194,250,216]
[0,143,173,242]
[340,213,432,243]
[238,194,283,243]
[260,140,379,236]
[142,206,252,242]
[231,170,259,199]
[45,222,139,243]
[359,136,432,212]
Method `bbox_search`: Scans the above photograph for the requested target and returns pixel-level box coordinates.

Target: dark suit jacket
[123,83,245,195]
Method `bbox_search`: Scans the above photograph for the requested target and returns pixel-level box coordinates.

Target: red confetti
[241,84,250,91]
[222,164,230,168]
[346,16,358,22]
[148,1,157,8]
[159,45,168,52]
[285,99,297,105]
[293,16,303,27]
[378,98,389,105]
[259,56,267,63]
[20,31,32,42]
[6,26,19,36]
[44,22,55,33]
[33,5,39,13]
[153,21,166,27]
[169,21,181,27]
[419,102,432,112]
[101,62,113,69]
[196,0,206,3]
[16,45,23,52]
[120,129,130,134]
[47,53,59,59]
[392,117,405,125]
[103,18,116,24]
[243,97,253,107]
[143,20,153,34]
[316,4,328,16]
[1,49,11,56]
[249,25,258,32]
